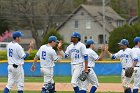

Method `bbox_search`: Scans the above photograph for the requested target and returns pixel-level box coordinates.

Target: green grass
[98,76,121,83]
[0,91,123,93]
[0,76,121,83]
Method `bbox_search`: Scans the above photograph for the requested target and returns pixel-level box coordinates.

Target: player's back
[7,42,24,65]
[86,48,99,68]
[37,45,58,68]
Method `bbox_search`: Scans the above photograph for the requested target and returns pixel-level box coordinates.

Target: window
[90,36,92,39]
[84,36,87,43]
[75,20,78,28]
[98,34,104,44]
[117,20,123,27]
[81,12,84,16]
[86,20,91,29]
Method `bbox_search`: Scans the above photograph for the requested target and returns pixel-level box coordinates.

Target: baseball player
[57,32,88,93]
[105,39,138,93]
[31,36,60,93]
[78,39,105,93]
[132,37,140,93]
[3,31,33,93]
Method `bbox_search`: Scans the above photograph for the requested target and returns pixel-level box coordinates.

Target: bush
[25,50,38,60]
[0,50,38,60]
[42,28,68,50]
[109,24,140,52]
[0,51,7,60]
[42,28,63,44]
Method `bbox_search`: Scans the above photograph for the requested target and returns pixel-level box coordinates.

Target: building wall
[58,8,110,50]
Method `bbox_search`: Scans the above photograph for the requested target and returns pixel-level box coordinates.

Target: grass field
[0,76,121,83]
[0,91,123,93]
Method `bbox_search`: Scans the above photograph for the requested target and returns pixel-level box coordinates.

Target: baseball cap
[86,39,96,45]
[133,37,140,43]
[12,31,24,39]
[71,32,81,39]
[118,39,129,46]
[48,36,59,42]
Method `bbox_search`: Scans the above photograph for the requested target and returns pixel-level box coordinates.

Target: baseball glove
[125,67,134,78]
[78,71,88,81]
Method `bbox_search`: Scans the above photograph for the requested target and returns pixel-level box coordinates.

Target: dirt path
[0,83,132,92]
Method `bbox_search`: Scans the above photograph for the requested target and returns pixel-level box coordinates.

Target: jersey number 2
[42,51,46,60]
[9,48,13,57]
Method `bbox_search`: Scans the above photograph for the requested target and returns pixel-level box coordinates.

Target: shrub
[0,51,7,60]
[109,24,140,52]
[25,50,38,60]
[42,28,68,50]
[0,50,38,60]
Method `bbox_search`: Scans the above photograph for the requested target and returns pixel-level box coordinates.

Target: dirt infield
[0,82,133,92]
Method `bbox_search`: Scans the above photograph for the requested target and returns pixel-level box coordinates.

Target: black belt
[123,66,140,70]
[13,64,18,68]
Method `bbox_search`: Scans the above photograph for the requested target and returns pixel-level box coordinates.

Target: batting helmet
[71,32,81,39]
[133,37,140,43]
[118,39,129,46]
[48,36,59,42]
[12,31,24,39]
[86,39,95,45]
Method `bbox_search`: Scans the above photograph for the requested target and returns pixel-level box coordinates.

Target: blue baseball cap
[12,31,24,39]
[133,37,140,43]
[71,32,81,39]
[118,39,129,46]
[86,39,95,45]
[48,36,59,42]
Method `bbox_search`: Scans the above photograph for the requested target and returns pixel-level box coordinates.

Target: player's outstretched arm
[84,54,88,73]
[98,45,105,61]
[21,41,34,60]
[31,56,38,72]
[26,41,34,54]
[57,40,65,57]
[104,45,112,58]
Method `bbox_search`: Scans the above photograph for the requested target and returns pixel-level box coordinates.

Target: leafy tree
[42,28,63,44]
[109,24,140,52]
[0,19,9,35]
[42,28,68,50]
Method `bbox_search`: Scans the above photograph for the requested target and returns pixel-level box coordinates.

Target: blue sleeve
[84,54,88,61]
[111,55,116,59]
[22,53,29,59]
[133,58,138,62]
[64,54,69,58]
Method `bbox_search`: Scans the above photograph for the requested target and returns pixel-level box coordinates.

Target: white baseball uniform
[79,48,99,91]
[65,42,87,87]
[112,48,138,88]
[6,41,26,91]
[35,44,58,85]
[132,46,140,89]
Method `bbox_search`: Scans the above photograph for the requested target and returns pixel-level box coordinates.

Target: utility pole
[102,0,106,44]
[138,0,140,22]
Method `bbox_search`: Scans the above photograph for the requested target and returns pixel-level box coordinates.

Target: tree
[0,0,75,48]
[42,28,65,50]
[42,28,63,44]
[109,24,140,52]
[0,19,9,35]
[138,0,140,22]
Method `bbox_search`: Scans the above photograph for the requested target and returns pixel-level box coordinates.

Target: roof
[57,4,125,32]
